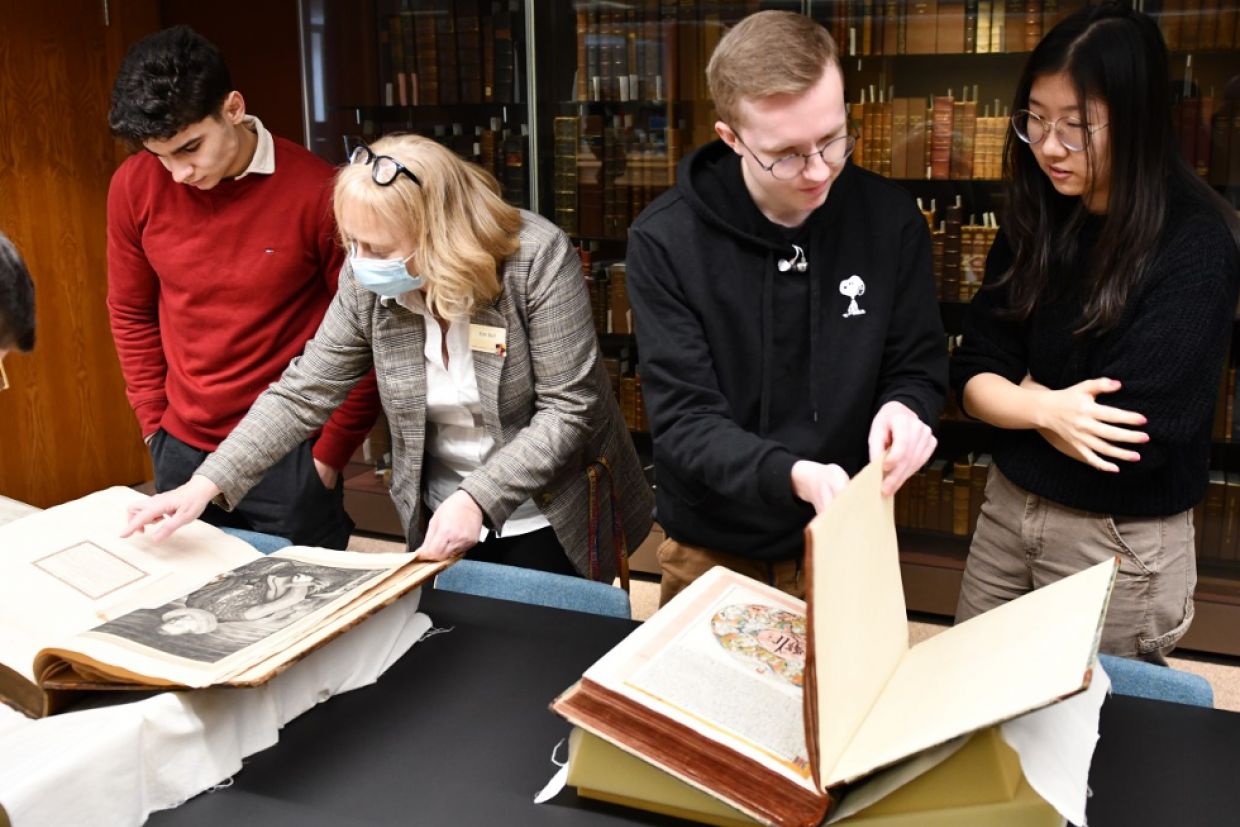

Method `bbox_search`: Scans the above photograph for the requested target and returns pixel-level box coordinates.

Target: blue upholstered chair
[433,559,631,620]
[1098,654,1214,708]
[220,526,294,555]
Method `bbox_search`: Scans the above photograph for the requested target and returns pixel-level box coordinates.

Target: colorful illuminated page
[583,566,815,790]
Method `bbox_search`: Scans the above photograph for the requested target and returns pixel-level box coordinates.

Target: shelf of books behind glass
[820,0,1240,627]
[536,1,1240,646]
[361,0,531,208]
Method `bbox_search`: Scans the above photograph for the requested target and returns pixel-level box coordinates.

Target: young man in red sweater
[106,26,379,549]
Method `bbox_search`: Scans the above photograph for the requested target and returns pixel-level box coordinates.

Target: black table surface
[149,588,1240,827]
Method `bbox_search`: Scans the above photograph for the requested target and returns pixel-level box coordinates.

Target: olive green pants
[956,465,1195,664]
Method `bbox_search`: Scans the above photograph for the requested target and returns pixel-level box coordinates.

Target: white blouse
[395,290,549,540]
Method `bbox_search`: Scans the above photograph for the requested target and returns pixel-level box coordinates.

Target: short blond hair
[707,11,840,128]
[333,134,522,319]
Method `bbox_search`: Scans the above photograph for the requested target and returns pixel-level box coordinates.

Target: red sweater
[106,136,379,470]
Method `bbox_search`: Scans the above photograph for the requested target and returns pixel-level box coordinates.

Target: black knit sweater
[950,183,1240,516]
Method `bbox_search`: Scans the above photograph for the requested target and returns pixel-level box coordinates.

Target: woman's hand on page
[415,490,484,561]
[868,400,937,496]
[1023,376,1148,473]
[790,461,851,514]
[122,475,220,542]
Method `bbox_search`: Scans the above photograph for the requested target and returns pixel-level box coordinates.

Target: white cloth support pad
[0,589,430,827]
[1001,662,1111,827]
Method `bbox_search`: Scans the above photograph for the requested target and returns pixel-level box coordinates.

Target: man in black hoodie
[626,11,947,604]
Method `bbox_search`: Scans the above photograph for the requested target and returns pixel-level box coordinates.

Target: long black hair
[999,1,1238,336]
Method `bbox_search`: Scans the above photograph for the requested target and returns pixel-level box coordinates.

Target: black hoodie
[626,140,947,560]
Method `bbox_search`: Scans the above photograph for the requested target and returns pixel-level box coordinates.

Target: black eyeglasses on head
[349,144,422,187]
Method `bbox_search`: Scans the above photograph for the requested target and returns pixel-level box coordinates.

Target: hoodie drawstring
[760,253,775,435]
[809,254,821,424]
[763,244,821,431]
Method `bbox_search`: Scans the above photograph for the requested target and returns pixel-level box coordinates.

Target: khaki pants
[657,537,804,606]
[956,465,1196,664]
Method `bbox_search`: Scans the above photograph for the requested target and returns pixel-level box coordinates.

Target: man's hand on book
[868,400,937,496]
[790,461,850,514]
[121,475,221,542]
[414,489,483,561]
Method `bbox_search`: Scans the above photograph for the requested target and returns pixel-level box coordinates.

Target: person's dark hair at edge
[0,234,36,352]
[108,25,232,147]
[998,0,1240,336]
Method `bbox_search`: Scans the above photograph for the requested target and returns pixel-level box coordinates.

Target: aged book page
[805,460,907,787]
[37,549,421,688]
[0,486,446,718]
[807,460,1113,787]
[826,558,1113,785]
[0,487,258,689]
[583,567,817,793]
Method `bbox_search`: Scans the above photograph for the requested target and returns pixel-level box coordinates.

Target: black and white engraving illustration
[91,558,383,663]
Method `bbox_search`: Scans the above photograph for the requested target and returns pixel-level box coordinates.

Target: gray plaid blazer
[200,212,653,581]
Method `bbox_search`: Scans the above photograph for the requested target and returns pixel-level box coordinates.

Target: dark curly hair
[108,25,232,146]
[0,233,35,353]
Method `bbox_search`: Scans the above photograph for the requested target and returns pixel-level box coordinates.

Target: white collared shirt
[233,115,275,179]
[393,290,548,540]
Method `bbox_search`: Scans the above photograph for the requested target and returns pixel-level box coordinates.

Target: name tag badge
[469,323,507,357]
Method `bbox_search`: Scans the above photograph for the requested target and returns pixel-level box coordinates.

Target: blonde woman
[124,134,652,580]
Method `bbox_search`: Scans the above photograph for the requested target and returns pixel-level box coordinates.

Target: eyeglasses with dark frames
[1011,110,1107,153]
[729,129,857,180]
[349,144,423,187]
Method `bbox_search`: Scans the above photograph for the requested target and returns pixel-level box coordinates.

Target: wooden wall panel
[0,0,158,507]
[159,0,305,145]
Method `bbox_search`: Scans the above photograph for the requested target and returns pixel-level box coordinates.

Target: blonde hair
[334,134,522,319]
[707,11,840,128]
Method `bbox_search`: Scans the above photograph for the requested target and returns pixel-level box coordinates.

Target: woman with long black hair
[951,1,1240,662]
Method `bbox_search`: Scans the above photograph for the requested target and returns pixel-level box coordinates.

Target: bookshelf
[296,0,535,538]
[803,0,1240,654]
[299,0,532,207]
[301,0,1240,653]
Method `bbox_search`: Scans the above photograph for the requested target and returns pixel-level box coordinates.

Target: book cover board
[566,724,1062,826]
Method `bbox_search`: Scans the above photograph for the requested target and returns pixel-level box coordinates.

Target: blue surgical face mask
[349,248,424,298]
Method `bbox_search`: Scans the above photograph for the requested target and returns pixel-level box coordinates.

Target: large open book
[0,487,446,719]
[552,461,1116,827]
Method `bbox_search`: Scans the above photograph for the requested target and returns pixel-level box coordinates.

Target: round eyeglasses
[349,144,422,187]
[1011,110,1107,153]
[732,131,857,180]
